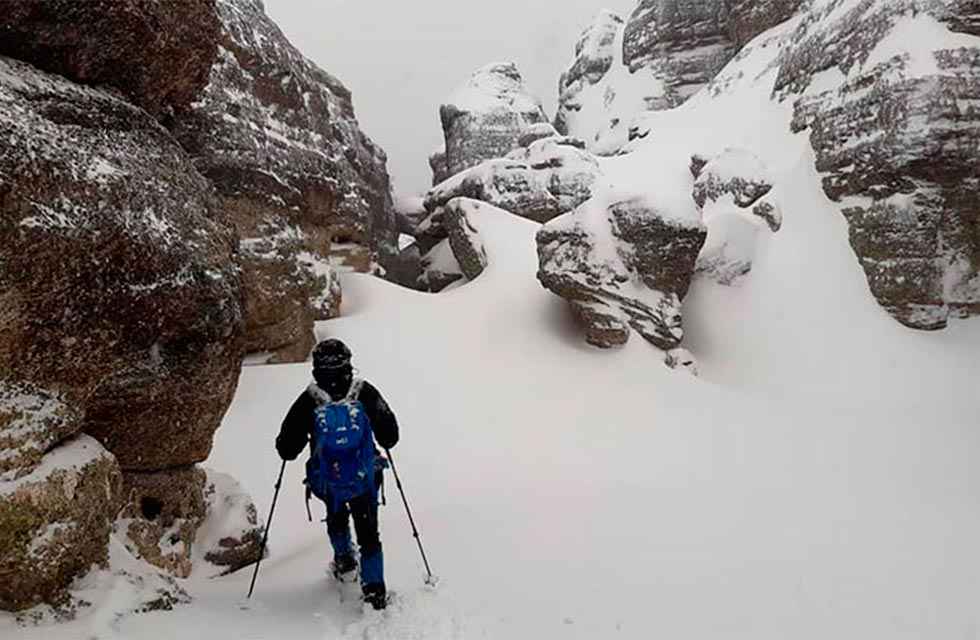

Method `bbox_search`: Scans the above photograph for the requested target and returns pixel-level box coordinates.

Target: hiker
[275,338,399,610]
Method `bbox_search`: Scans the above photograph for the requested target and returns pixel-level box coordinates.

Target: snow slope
[4,13,980,640]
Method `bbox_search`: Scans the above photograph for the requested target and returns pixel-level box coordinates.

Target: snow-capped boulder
[438,62,548,178]
[622,0,736,108]
[555,10,624,136]
[420,239,466,292]
[118,466,208,579]
[537,192,707,350]
[778,0,980,330]
[0,435,122,611]
[0,381,80,478]
[197,470,263,576]
[0,0,220,115]
[425,137,602,224]
[0,56,244,472]
[117,465,262,580]
[443,199,490,280]
[170,0,397,361]
[692,149,783,286]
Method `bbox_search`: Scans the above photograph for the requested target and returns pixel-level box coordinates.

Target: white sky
[263,0,638,196]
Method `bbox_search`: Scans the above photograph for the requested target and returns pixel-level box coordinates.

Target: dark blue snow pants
[325,490,384,588]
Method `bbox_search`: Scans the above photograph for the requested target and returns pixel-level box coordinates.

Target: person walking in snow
[275,338,399,610]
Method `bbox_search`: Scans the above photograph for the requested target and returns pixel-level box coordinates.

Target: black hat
[312,339,352,370]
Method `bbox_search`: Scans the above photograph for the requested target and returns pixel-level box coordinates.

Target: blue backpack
[305,379,377,505]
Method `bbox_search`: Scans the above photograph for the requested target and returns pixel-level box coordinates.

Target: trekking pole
[247,459,287,599]
[384,448,437,586]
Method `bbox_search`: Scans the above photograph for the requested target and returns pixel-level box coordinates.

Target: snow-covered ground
[5,15,980,640]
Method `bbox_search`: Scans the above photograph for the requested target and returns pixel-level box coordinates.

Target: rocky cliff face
[556,1,805,153]
[433,62,549,180]
[171,0,396,362]
[551,0,977,335]
[0,0,220,116]
[779,0,980,329]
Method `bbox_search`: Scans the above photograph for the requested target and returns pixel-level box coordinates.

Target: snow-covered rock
[420,238,466,293]
[425,137,602,224]
[170,0,397,361]
[555,10,625,136]
[0,381,80,478]
[779,0,980,330]
[117,466,208,579]
[116,464,263,581]
[0,435,122,611]
[0,0,220,115]
[0,55,244,472]
[438,62,548,179]
[692,149,782,286]
[537,192,707,350]
[196,469,263,576]
[443,199,490,280]
[623,0,736,109]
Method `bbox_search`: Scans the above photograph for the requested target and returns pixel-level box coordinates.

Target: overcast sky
[264,0,638,196]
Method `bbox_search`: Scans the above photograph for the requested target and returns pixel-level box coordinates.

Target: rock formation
[537,192,707,349]
[691,149,783,285]
[171,0,397,362]
[779,0,980,329]
[0,435,122,611]
[0,0,220,115]
[435,62,548,180]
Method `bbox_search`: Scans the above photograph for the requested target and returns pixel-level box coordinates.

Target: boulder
[439,62,548,177]
[116,465,262,579]
[0,0,219,115]
[117,467,208,578]
[0,380,80,478]
[0,56,244,471]
[425,136,602,224]
[537,192,707,350]
[171,0,397,361]
[197,469,263,575]
[0,435,122,611]
[443,199,490,280]
[778,0,980,329]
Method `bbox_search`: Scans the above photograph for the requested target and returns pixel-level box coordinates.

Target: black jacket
[275,380,399,461]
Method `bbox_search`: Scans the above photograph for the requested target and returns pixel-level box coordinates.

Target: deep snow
[4,9,980,640]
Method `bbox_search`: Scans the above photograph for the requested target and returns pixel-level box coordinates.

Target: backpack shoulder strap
[346,378,364,403]
[307,382,331,407]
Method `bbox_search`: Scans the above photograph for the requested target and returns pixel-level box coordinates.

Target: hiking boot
[362,583,387,610]
[332,553,357,578]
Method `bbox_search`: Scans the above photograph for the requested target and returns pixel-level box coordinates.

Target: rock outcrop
[556,2,806,153]
[117,465,262,579]
[0,55,244,472]
[118,467,208,579]
[425,136,601,224]
[779,0,980,329]
[555,10,624,136]
[171,0,396,362]
[0,381,80,478]
[691,149,783,285]
[622,0,736,109]
[443,199,490,280]
[537,192,707,349]
[0,435,122,611]
[0,0,220,116]
[437,62,548,179]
